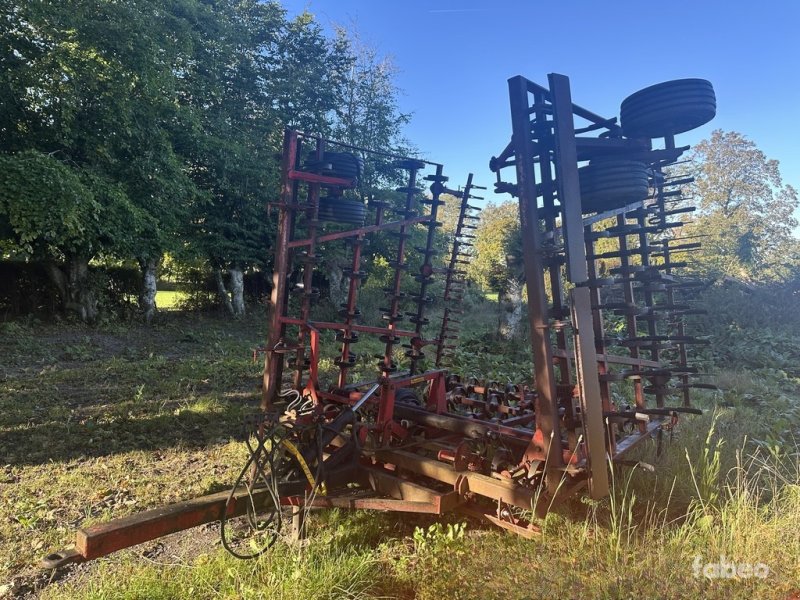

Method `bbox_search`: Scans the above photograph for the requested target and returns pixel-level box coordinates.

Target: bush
[0,261,58,318]
[0,261,141,320]
[694,281,800,376]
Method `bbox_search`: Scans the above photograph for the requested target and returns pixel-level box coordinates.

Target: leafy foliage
[0,1,415,320]
[693,282,800,376]
[0,151,102,258]
[466,201,521,292]
[684,130,799,282]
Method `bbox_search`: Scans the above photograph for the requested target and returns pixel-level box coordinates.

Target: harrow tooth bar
[424,173,449,182]
[382,287,408,296]
[271,343,309,354]
[250,78,714,558]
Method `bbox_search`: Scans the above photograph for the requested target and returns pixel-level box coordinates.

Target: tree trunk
[214,269,235,317]
[139,257,159,324]
[499,279,524,340]
[328,258,348,308]
[44,254,98,323]
[228,267,245,318]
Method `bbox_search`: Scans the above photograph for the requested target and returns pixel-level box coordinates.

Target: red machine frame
[43,72,711,568]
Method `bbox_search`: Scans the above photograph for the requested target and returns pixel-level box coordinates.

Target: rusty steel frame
[493,73,708,499]
[44,74,711,568]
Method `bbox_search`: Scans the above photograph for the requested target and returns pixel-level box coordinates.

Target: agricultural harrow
[43,73,716,567]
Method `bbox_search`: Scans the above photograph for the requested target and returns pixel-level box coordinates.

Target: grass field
[153,290,188,310]
[1,308,798,599]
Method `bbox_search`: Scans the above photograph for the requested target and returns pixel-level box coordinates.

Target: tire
[578,159,650,213]
[305,151,364,183]
[318,197,366,225]
[395,388,421,406]
[621,79,716,138]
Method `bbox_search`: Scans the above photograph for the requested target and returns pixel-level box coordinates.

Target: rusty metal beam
[457,504,541,539]
[551,348,663,369]
[287,215,431,248]
[72,486,274,563]
[612,419,664,458]
[376,449,584,513]
[262,129,297,408]
[548,73,609,499]
[52,463,461,568]
[392,403,534,447]
[294,496,442,514]
[507,75,564,485]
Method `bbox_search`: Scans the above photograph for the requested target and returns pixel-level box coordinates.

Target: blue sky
[282,0,800,231]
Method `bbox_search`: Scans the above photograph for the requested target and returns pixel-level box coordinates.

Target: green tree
[332,34,412,196]
[685,130,799,282]
[177,6,361,317]
[0,1,417,321]
[467,201,521,292]
[267,12,352,135]
[0,152,139,321]
[466,201,526,337]
[0,0,197,321]
[175,0,285,317]
[287,28,415,306]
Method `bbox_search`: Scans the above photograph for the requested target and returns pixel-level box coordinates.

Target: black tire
[318,197,366,225]
[578,160,650,213]
[305,151,364,182]
[621,79,716,138]
[395,387,421,406]
[329,152,364,178]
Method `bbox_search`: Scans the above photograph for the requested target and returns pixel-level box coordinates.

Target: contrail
[428,8,488,13]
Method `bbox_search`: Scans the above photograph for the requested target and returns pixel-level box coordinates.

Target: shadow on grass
[0,312,270,467]
[0,399,258,466]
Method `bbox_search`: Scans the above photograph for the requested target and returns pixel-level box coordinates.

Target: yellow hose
[280,439,327,496]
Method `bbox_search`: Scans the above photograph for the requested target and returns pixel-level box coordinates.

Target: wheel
[305,151,364,182]
[620,79,716,138]
[329,152,364,180]
[318,197,366,225]
[578,159,650,213]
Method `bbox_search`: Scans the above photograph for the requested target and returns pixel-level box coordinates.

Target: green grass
[37,431,800,599]
[2,304,799,599]
[0,314,263,587]
[154,290,188,310]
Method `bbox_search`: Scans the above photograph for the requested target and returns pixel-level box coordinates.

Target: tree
[467,201,521,292]
[0,1,418,321]
[685,130,799,282]
[466,201,525,338]
[0,0,197,321]
[176,6,366,317]
[175,0,285,318]
[332,33,412,195]
[0,151,144,321]
[303,30,415,306]
[267,12,352,135]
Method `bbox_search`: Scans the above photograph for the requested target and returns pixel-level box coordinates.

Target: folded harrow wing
[43,73,715,568]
